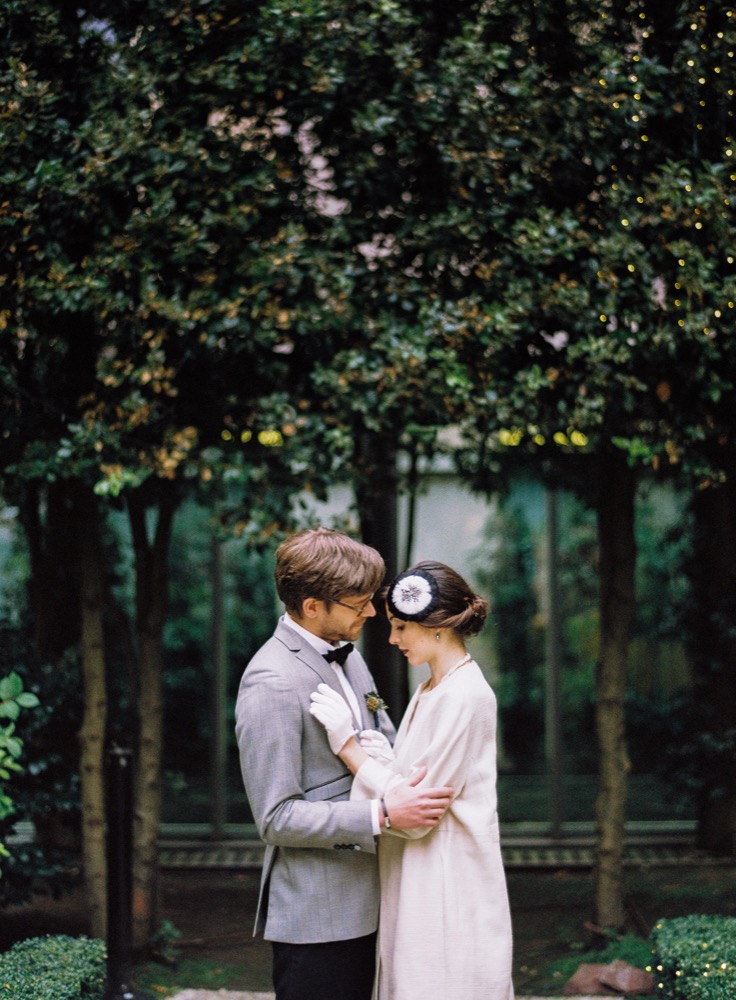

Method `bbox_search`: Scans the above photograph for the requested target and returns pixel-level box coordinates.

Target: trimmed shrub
[650,914,736,1000]
[0,934,106,999]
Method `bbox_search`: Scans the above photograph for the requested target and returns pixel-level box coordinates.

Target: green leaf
[0,673,23,701]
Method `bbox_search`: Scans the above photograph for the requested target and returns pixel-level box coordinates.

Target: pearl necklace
[426,652,472,691]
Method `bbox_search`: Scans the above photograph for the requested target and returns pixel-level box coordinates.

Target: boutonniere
[364,690,389,728]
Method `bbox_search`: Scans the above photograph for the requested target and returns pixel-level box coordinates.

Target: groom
[235,527,452,1000]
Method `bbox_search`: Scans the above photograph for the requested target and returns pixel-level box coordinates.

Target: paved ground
[166,992,274,1000]
[164,993,621,1000]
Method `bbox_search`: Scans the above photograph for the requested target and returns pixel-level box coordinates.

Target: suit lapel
[274,617,345,690]
[344,660,371,730]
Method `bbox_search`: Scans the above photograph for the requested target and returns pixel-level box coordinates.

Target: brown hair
[274,527,386,615]
[386,560,488,637]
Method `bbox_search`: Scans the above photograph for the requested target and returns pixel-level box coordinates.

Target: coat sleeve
[386,673,496,840]
[235,651,378,853]
[350,756,403,800]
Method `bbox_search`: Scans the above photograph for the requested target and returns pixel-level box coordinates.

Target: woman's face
[387,613,437,667]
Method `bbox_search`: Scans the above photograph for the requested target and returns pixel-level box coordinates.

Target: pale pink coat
[352,659,515,1000]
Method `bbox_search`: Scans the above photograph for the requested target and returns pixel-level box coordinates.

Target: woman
[310,561,515,1000]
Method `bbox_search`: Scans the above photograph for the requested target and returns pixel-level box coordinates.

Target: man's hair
[274,527,386,615]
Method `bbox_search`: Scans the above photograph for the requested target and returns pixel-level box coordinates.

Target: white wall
[300,472,499,692]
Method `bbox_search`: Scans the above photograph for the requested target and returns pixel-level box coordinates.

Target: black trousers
[272,931,377,1000]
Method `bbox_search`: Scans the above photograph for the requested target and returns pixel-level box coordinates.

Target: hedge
[650,914,736,1000]
[0,934,106,999]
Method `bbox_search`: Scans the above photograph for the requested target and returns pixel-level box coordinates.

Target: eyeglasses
[332,595,375,616]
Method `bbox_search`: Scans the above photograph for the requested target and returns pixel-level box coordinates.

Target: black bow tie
[323,643,354,666]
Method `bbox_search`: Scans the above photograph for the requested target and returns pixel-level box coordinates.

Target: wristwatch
[380,798,391,829]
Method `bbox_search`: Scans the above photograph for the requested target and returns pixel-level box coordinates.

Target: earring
[435,632,441,641]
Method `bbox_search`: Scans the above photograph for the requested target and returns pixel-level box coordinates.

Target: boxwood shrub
[0,934,106,999]
[650,915,736,1000]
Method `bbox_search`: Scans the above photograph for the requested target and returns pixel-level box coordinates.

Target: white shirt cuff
[370,798,381,836]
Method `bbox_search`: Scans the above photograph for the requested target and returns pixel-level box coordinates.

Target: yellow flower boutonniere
[364,691,389,727]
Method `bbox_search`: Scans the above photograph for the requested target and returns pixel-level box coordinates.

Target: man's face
[311,593,376,645]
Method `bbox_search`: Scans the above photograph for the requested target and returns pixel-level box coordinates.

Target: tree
[274,0,735,925]
[0,0,338,945]
[3,0,735,942]
[442,0,736,925]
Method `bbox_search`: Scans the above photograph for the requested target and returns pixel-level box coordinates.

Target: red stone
[599,959,656,995]
[562,963,620,995]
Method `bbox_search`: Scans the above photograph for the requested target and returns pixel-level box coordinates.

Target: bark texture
[79,492,108,938]
[128,489,176,951]
[594,454,636,929]
[689,481,736,855]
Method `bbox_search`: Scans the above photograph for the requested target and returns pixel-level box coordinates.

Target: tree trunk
[16,481,84,855]
[20,480,83,662]
[594,453,636,929]
[353,428,408,719]
[689,481,736,855]
[78,489,108,938]
[128,488,176,951]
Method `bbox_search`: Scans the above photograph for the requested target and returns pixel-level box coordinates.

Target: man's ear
[301,596,321,619]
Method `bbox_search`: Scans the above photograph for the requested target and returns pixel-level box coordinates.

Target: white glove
[309,683,356,754]
[359,729,396,765]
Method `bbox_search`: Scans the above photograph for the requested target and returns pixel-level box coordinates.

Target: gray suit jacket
[235,617,396,943]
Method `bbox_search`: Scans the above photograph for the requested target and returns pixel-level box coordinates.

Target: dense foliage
[0,671,39,877]
[2,0,736,935]
[0,935,106,1000]
[651,915,736,999]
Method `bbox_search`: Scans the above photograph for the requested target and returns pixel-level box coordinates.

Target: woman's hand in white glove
[359,729,396,765]
[309,683,356,754]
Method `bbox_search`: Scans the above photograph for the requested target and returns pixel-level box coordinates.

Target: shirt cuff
[370,798,382,836]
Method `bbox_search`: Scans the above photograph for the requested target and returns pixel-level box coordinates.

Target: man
[235,527,453,1000]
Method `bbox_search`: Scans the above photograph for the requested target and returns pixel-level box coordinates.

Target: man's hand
[384,765,453,830]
